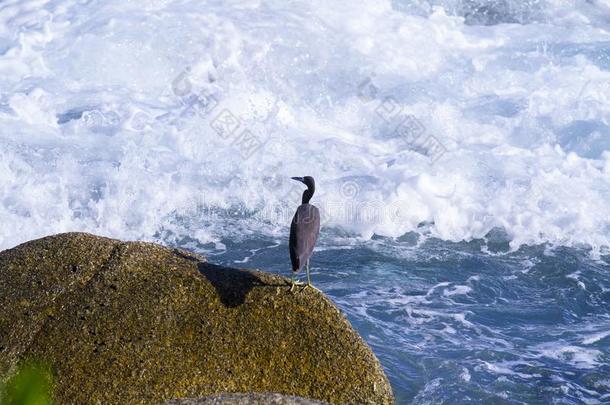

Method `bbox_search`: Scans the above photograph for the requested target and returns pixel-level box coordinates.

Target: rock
[0,233,394,404]
[164,392,329,404]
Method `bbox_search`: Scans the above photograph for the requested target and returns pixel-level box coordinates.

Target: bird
[289,176,320,292]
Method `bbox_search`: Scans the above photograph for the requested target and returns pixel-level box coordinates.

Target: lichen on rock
[164,392,330,404]
[0,233,394,404]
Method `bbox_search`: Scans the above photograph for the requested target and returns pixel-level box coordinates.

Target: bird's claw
[300,283,321,293]
[289,280,304,293]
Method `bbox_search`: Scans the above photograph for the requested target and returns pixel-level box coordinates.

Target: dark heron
[289,176,320,292]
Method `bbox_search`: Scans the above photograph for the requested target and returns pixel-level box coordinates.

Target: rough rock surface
[164,392,329,404]
[0,233,394,404]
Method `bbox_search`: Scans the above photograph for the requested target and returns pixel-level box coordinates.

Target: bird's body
[289,203,320,272]
[288,176,320,291]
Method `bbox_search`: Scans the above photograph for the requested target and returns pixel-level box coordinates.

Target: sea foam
[0,0,609,252]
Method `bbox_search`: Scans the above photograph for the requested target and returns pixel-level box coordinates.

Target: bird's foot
[289,280,305,293]
[301,283,321,293]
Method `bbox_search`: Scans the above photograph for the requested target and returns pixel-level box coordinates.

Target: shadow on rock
[197,263,287,308]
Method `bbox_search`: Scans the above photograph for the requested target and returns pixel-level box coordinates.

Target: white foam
[442,285,472,297]
[1,0,610,251]
[460,367,470,382]
[539,344,603,369]
[567,271,587,290]
[582,330,610,345]
[482,361,536,379]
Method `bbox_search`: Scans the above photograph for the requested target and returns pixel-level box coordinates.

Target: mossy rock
[0,233,394,404]
[164,392,329,404]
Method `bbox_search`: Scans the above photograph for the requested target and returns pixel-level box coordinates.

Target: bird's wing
[290,204,320,269]
[308,205,320,254]
[289,215,300,271]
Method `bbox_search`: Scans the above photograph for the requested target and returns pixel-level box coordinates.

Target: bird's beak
[291,177,305,183]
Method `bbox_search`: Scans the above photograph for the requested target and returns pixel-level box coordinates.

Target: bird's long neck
[301,184,315,204]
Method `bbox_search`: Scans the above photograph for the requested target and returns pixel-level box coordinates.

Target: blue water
[183,236,610,404]
[2,0,610,402]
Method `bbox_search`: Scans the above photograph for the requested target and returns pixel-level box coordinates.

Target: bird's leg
[301,260,320,292]
[306,259,311,285]
[289,271,304,292]
[290,272,296,292]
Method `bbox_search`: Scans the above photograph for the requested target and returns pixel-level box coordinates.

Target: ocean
[0,0,609,403]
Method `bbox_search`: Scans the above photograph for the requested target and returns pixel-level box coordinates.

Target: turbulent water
[1,0,609,403]
[216,237,610,404]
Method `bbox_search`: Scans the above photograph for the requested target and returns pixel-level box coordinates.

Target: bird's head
[291,176,315,189]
